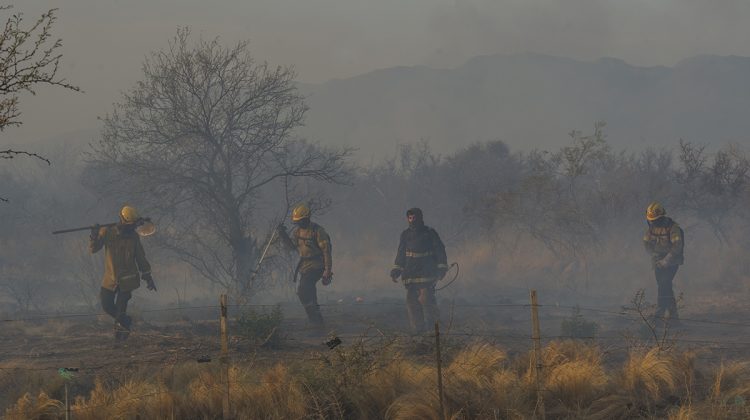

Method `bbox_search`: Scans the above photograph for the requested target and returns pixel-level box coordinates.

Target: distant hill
[298,53,750,157]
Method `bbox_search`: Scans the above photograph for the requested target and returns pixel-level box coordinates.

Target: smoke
[423,0,750,68]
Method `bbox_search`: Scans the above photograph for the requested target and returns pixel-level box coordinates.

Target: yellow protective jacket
[90,225,151,292]
[643,217,684,268]
[280,222,332,274]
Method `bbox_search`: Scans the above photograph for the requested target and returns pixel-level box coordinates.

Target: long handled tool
[248,227,278,285]
[52,218,156,237]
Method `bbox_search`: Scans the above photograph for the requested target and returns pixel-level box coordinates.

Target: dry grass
[668,405,697,420]
[359,357,434,419]
[532,341,609,416]
[443,343,529,418]
[7,341,750,419]
[4,392,63,420]
[71,378,173,420]
[622,348,679,400]
[698,361,750,419]
[385,392,443,420]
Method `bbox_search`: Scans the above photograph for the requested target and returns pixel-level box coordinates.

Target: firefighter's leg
[100,287,117,319]
[405,284,425,332]
[655,266,678,320]
[297,269,324,326]
[114,290,133,340]
[418,282,439,328]
[662,266,679,320]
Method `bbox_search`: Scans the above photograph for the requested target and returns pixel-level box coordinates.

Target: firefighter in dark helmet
[643,202,684,322]
[390,208,448,332]
[89,205,157,340]
[277,203,333,329]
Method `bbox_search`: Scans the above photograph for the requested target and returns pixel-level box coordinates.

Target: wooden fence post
[220,294,230,419]
[530,290,545,420]
[435,321,446,419]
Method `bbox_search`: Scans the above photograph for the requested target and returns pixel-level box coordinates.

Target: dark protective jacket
[643,217,684,268]
[90,224,151,292]
[280,222,332,274]
[393,224,448,284]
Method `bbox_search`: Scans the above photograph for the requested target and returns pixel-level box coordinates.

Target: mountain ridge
[298,53,750,158]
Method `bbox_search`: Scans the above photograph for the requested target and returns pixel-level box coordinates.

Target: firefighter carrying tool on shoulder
[88,205,157,341]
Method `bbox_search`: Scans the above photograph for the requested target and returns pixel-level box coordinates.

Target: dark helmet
[406,208,423,223]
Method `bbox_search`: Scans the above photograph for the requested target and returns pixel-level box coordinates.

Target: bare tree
[85,29,351,295]
[0,6,80,200]
[676,140,750,244]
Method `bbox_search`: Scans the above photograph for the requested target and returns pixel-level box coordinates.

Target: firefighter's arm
[135,237,156,291]
[88,226,107,254]
[431,229,449,278]
[316,227,333,273]
[662,225,684,266]
[642,229,654,254]
[431,229,448,269]
[276,225,296,252]
[391,232,406,280]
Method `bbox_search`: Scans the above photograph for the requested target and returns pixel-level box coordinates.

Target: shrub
[560,305,599,339]
[236,305,284,348]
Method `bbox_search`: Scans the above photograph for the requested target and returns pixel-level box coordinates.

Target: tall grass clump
[700,361,750,419]
[443,342,530,418]
[532,340,609,416]
[3,392,63,420]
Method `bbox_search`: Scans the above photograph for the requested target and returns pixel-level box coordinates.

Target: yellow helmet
[120,205,140,224]
[291,203,311,222]
[646,202,666,221]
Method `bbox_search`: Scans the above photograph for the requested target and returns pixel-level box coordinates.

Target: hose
[436,262,459,291]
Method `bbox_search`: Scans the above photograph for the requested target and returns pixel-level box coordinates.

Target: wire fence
[3,294,750,415]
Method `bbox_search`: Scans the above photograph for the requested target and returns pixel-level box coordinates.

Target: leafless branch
[85,29,352,295]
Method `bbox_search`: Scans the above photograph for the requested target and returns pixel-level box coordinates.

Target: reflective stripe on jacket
[394,224,448,280]
[643,217,684,267]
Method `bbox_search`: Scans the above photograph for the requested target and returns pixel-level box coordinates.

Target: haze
[13,0,750,152]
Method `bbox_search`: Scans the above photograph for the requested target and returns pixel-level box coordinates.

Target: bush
[561,306,599,339]
[236,305,284,348]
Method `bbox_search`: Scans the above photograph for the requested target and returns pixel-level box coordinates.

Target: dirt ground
[2,291,750,412]
[2,293,749,370]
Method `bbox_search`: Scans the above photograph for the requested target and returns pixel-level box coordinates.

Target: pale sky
[9,0,750,146]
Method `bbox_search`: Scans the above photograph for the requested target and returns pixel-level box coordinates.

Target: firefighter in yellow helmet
[277,204,333,330]
[643,202,684,323]
[391,208,448,333]
[90,205,156,341]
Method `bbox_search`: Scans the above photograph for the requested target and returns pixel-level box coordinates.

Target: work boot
[114,315,132,341]
[114,325,130,341]
[303,303,324,326]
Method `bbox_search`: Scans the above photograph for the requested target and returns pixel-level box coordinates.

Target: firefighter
[390,208,448,333]
[643,202,684,322]
[277,204,333,330]
[89,205,157,341]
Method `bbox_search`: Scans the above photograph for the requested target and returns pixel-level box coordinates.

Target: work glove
[390,268,402,282]
[276,223,288,236]
[89,224,101,241]
[321,269,333,285]
[142,273,157,291]
[655,259,668,269]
